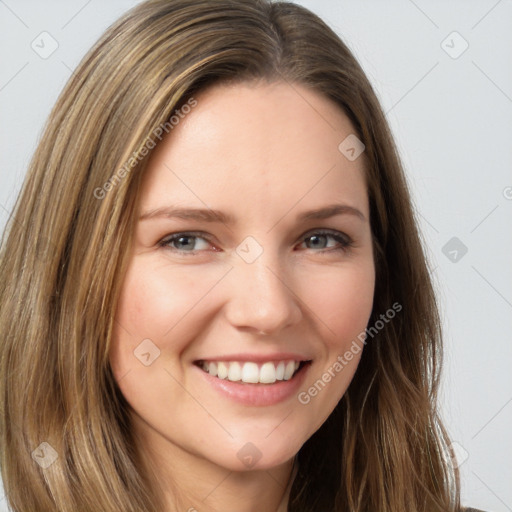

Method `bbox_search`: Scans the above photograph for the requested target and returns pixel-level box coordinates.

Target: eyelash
[157,229,353,256]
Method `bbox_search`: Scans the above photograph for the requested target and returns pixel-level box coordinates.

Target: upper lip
[194,352,313,363]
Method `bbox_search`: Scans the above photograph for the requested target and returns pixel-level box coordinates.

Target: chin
[204,433,303,472]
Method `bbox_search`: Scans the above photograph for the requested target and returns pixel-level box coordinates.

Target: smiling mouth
[194,359,312,385]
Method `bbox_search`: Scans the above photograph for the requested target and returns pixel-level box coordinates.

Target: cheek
[291,260,375,429]
[109,259,230,374]
[302,259,375,348]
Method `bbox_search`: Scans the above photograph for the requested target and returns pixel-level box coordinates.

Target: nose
[223,251,303,336]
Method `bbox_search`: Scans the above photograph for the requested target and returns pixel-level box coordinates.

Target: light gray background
[1,1,511,510]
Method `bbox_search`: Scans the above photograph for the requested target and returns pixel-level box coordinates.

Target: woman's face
[110,80,375,472]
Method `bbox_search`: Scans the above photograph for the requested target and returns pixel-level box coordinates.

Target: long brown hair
[0,0,461,510]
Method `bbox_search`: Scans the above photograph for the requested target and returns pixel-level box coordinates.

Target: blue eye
[158,229,353,256]
[159,232,211,253]
[300,230,353,252]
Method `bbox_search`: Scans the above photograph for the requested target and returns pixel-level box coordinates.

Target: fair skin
[110,80,375,512]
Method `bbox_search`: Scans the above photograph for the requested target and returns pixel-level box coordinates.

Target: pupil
[177,236,194,250]
[309,235,326,249]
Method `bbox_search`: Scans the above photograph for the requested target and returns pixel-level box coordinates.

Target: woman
[0,0,485,511]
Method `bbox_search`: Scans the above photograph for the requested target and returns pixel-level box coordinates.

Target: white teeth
[227,361,242,381]
[241,362,259,383]
[199,359,303,384]
[276,361,285,380]
[283,361,295,381]
[208,361,217,376]
[217,361,228,379]
[259,362,277,384]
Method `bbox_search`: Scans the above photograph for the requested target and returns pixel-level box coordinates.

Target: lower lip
[193,362,312,407]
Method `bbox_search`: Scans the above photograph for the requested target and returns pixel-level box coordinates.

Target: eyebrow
[139,203,366,224]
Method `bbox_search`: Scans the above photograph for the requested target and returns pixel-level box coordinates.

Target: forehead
[139,80,368,221]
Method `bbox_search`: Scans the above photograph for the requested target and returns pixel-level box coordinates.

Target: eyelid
[298,228,354,253]
[158,228,354,255]
[158,231,216,249]
[301,228,352,243]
